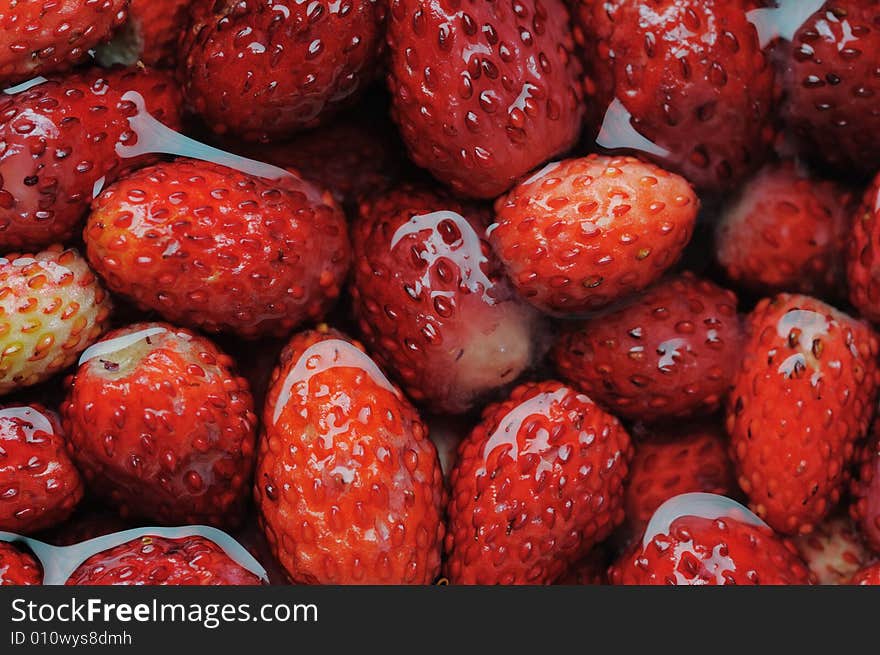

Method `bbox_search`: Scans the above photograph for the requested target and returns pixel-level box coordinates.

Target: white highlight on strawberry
[747,0,826,48]
[0,406,54,440]
[521,160,562,187]
[78,325,168,366]
[2,77,48,95]
[596,97,671,158]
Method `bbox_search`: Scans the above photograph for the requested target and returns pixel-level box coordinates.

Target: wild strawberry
[0,541,41,585]
[0,246,112,396]
[847,172,880,323]
[553,273,742,421]
[97,0,192,69]
[61,323,257,527]
[716,161,853,297]
[850,562,880,585]
[445,380,632,584]
[255,327,445,584]
[351,186,546,414]
[180,0,387,142]
[727,294,879,535]
[85,158,351,338]
[490,155,698,314]
[573,0,775,192]
[794,515,870,585]
[386,0,585,198]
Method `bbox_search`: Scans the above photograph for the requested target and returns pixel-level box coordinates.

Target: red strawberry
[777,1,880,177]
[445,380,632,584]
[847,171,880,323]
[794,515,870,585]
[716,161,854,297]
[0,541,41,585]
[0,0,129,85]
[386,0,585,198]
[65,534,262,585]
[180,0,387,142]
[0,245,113,395]
[351,186,546,414]
[850,419,880,553]
[850,562,880,585]
[97,0,192,68]
[61,322,257,527]
[553,273,742,422]
[490,155,698,314]
[0,404,83,534]
[573,0,775,192]
[85,158,351,338]
[0,66,182,249]
[255,327,445,584]
[727,294,880,535]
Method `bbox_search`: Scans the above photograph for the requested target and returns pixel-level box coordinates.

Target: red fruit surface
[386,0,585,198]
[445,380,632,584]
[491,155,697,314]
[107,0,192,68]
[255,327,445,584]
[727,294,880,535]
[573,0,775,192]
[62,323,257,527]
[794,515,870,585]
[553,273,742,421]
[0,67,182,249]
[847,172,880,323]
[0,541,41,585]
[351,186,545,414]
[65,535,262,585]
[180,0,387,141]
[0,404,83,534]
[85,159,351,338]
[850,562,880,585]
[850,420,880,553]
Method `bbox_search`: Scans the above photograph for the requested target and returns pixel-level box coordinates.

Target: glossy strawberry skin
[180,0,387,142]
[0,67,182,249]
[847,172,880,323]
[573,0,775,192]
[255,327,445,584]
[0,541,41,585]
[65,535,262,585]
[0,404,83,534]
[850,562,880,585]
[716,162,853,297]
[445,380,632,585]
[386,0,585,198]
[794,515,870,585]
[351,186,546,414]
[554,273,742,422]
[610,514,812,585]
[85,159,351,339]
[491,155,697,314]
[727,295,880,535]
[0,0,129,85]
[61,323,258,528]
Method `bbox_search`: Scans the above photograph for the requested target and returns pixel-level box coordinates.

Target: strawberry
[85,158,351,338]
[0,541,41,585]
[553,273,742,421]
[97,0,192,68]
[444,380,632,584]
[573,0,775,192]
[386,0,585,198]
[777,1,880,177]
[490,155,698,314]
[850,562,880,585]
[0,245,112,396]
[0,66,182,249]
[180,0,387,142]
[351,186,546,414]
[0,404,83,534]
[794,515,870,585]
[0,0,129,85]
[847,171,880,323]
[65,534,263,585]
[727,294,880,535]
[716,161,853,297]
[255,327,445,584]
[850,419,880,553]
[61,322,257,527]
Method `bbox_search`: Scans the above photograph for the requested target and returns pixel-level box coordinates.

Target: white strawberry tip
[746,0,826,48]
[596,97,671,158]
[78,325,169,367]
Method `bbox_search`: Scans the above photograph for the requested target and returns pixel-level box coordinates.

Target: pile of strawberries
[0,0,879,586]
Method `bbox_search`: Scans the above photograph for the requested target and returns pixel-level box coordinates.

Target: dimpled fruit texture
[727,294,880,535]
[850,418,880,553]
[491,155,698,314]
[351,186,545,414]
[255,327,445,584]
[793,515,869,585]
[85,159,351,339]
[61,323,257,527]
[0,245,112,395]
[180,0,387,141]
[553,273,743,423]
[851,562,880,585]
[445,380,632,584]
[0,0,128,85]
[0,404,84,534]
[119,0,193,68]
[386,0,585,199]
[847,172,880,323]
[65,535,262,585]
[0,67,183,249]
[0,541,41,585]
